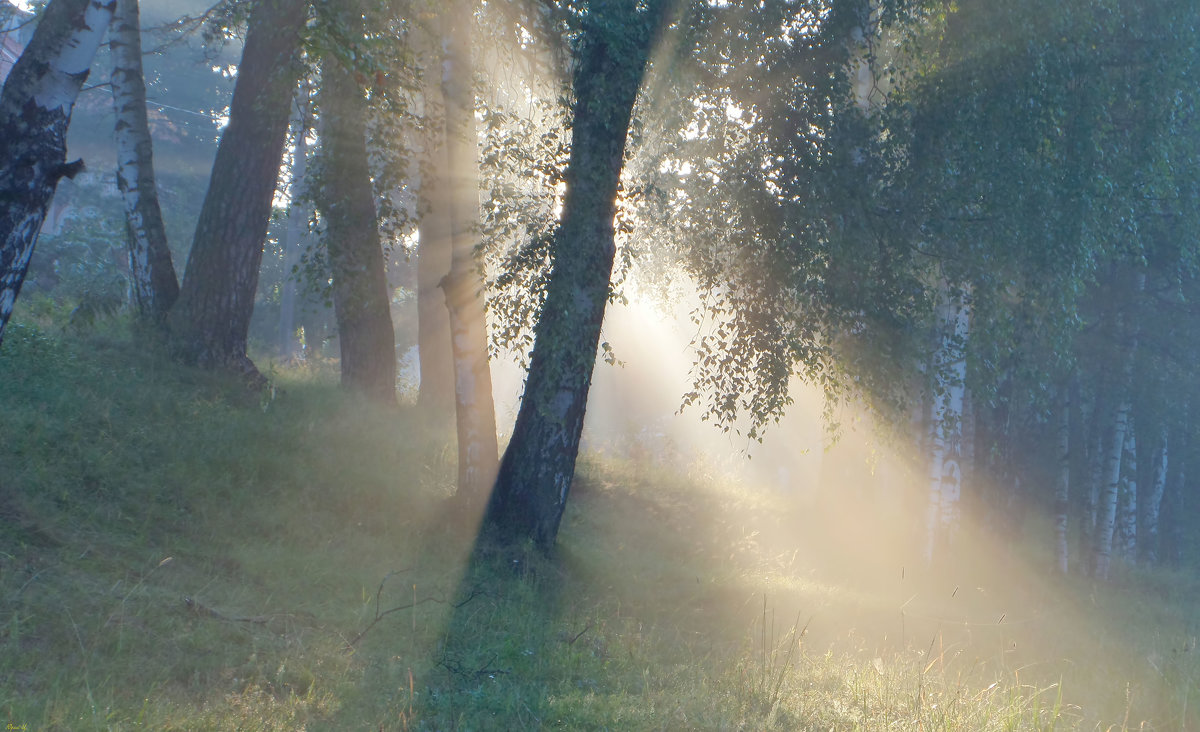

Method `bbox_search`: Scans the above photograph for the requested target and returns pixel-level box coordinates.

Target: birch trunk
[439,2,498,504]
[0,0,116,345]
[1053,386,1071,574]
[1141,425,1168,564]
[1092,398,1130,580]
[168,0,306,379]
[1090,270,1143,580]
[485,1,669,550]
[1116,421,1137,559]
[110,0,178,325]
[923,283,970,562]
[317,1,397,402]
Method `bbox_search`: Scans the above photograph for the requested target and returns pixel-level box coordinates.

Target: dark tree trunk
[439,1,499,505]
[316,1,396,402]
[0,0,116,345]
[484,1,670,550]
[111,0,179,325]
[414,26,456,414]
[167,0,306,379]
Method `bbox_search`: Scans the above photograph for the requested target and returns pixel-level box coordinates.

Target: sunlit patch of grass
[0,317,1197,729]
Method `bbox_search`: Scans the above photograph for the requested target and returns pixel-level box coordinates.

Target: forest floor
[0,315,1197,730]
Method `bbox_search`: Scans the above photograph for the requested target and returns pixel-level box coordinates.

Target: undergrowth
[0,317,1196,730]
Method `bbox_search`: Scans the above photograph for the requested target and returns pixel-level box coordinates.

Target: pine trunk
[110,0,178,325]
[484,2,667,550]
[167,0,306,379]
[1053,385,1071,574]
[0,0,116,345]
[923,284,970,562]
[317,2,396,402]
[439,3,498,504]
[1141,425,1168,564]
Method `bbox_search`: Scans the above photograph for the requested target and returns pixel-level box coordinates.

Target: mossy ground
[0,314,1196,730]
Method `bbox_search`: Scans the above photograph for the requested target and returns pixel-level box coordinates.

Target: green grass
[0,316,1197,730]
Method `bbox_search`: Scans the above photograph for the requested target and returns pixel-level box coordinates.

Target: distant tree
[110,0,179,326]
[167,0,307,380]
[0,0,116,345]
[313,0,397,401]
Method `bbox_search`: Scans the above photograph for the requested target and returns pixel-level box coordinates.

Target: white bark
[111,0,178,320]
[0,0,116,344]
[923,283,970,562]
[1092,398,1130,580]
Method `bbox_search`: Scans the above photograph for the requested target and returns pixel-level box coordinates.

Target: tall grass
[0,316,1196,729]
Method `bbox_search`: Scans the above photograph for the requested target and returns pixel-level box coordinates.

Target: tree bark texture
[0,0,116,346]
[316,2,397,402]
[414,24,456,414]
[110,0,179,324]
[439,2,498,504]
[167,0,306,377]
[484,1,669,550]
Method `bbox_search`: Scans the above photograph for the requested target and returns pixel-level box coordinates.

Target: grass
[0,314,1197,730]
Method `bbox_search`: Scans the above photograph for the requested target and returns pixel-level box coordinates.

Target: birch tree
[923,284,970,562]
[0,0,115,345]
[484,0,674,549]
[110,0,178,325]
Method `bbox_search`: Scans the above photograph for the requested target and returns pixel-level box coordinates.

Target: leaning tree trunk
[110,0,178,325]
[484,1,670,550]
[316,1,396,402]
[1053,384,1071,575]
[922,282,970,563]
[414,24,456,414]
[167,0,306,379]
[0,0,116,345]
[439,2,499,504]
